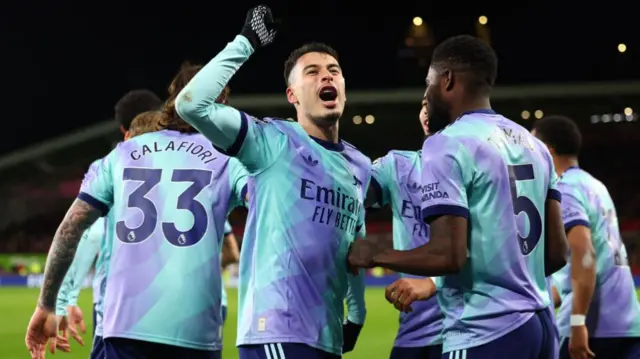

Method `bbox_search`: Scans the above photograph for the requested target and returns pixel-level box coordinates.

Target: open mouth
[318,86,338,102]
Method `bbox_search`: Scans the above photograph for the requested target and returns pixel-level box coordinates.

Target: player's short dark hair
[114,90,162,130]
[431,35,498,94]
[283,43,339,86]
[533,115,582,156]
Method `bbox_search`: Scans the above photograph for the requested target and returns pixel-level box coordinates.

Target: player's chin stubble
[312,110,341,127]
[427,101,451,133]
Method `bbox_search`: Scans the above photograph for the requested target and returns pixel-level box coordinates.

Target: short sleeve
[369,153,393,208]
[235,115,288,175]
[227,157,249,208]
[420,134,470,222]
[558,182,589,232]
[546,153,562,202]
[78,155,114,216]
[223,220,233,236]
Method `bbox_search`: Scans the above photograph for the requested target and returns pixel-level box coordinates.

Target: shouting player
[176,6,370,359]
[53,90,163,357]
[533,115,640,359]
[365,97,443,359]
[25,65,248,359]
[349,35,569,359]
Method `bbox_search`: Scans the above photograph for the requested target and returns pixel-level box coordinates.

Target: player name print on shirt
[487,126,535,151]
[297,145,364,235]
[129,140,218,164]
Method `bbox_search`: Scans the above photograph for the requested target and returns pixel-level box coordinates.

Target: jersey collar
[310,135,345,152]
[460,108,496,117]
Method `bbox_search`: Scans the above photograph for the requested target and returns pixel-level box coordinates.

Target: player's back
[429,112,556,350]
[553,168,640,338]
[99,130,246,351]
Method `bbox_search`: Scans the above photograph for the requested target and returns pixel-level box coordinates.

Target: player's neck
[554,156,579,176]
[450,97,492,122]
[300,118,339,143]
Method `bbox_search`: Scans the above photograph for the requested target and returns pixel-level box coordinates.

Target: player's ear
[124,131,132,141]
[444,69,454,92]
[286,87,298,105]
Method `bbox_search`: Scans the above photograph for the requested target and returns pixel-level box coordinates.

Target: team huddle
[24,5,640,359]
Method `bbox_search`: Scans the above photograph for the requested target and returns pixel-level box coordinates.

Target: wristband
[570,314,586,327]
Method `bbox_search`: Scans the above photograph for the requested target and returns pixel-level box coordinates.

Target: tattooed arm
[38,199,101,312]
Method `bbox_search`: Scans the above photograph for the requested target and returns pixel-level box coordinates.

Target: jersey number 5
[116,168,213,247]
[508,164,543,255]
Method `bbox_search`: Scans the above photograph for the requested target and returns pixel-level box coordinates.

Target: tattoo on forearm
[38,199,101,311]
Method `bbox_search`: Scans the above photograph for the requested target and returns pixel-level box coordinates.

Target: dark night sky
[1,1,637,154]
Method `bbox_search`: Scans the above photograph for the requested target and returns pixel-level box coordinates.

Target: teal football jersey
[553,166,640,338]
[78,130,248,350]
[420,110,560,353]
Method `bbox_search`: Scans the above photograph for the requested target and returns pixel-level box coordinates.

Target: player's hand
[569,325,595,359]
[66,305,86,346]
[25,306,59,359]
[342,320,363,354]
[347,240,380,272]
[240,5,279,50]
[385,278,436,313]
[54,315,71,353]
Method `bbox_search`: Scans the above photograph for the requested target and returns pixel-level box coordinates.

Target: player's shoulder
[250,115,295,126]
[341,139,372,167]
[422,130,473,157]
[248,115,298,135]
[380,150,419,165]
[389,149,420,160]
[560,168,603,191]
[88,156,108,171]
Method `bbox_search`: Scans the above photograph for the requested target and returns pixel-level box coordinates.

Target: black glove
[240,5,278,50]
[342,320,363,353]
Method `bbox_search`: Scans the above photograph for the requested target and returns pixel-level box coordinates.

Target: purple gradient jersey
[78,130,248,351]
[553,166,640,339]
[234,118,371,355]
[174,35,371,356]
[419,110,561,354]
[370,150,443,348]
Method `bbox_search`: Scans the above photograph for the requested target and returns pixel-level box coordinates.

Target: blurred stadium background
[3,4,640,359]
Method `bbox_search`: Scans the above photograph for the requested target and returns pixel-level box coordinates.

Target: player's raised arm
[176,6,279,172]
